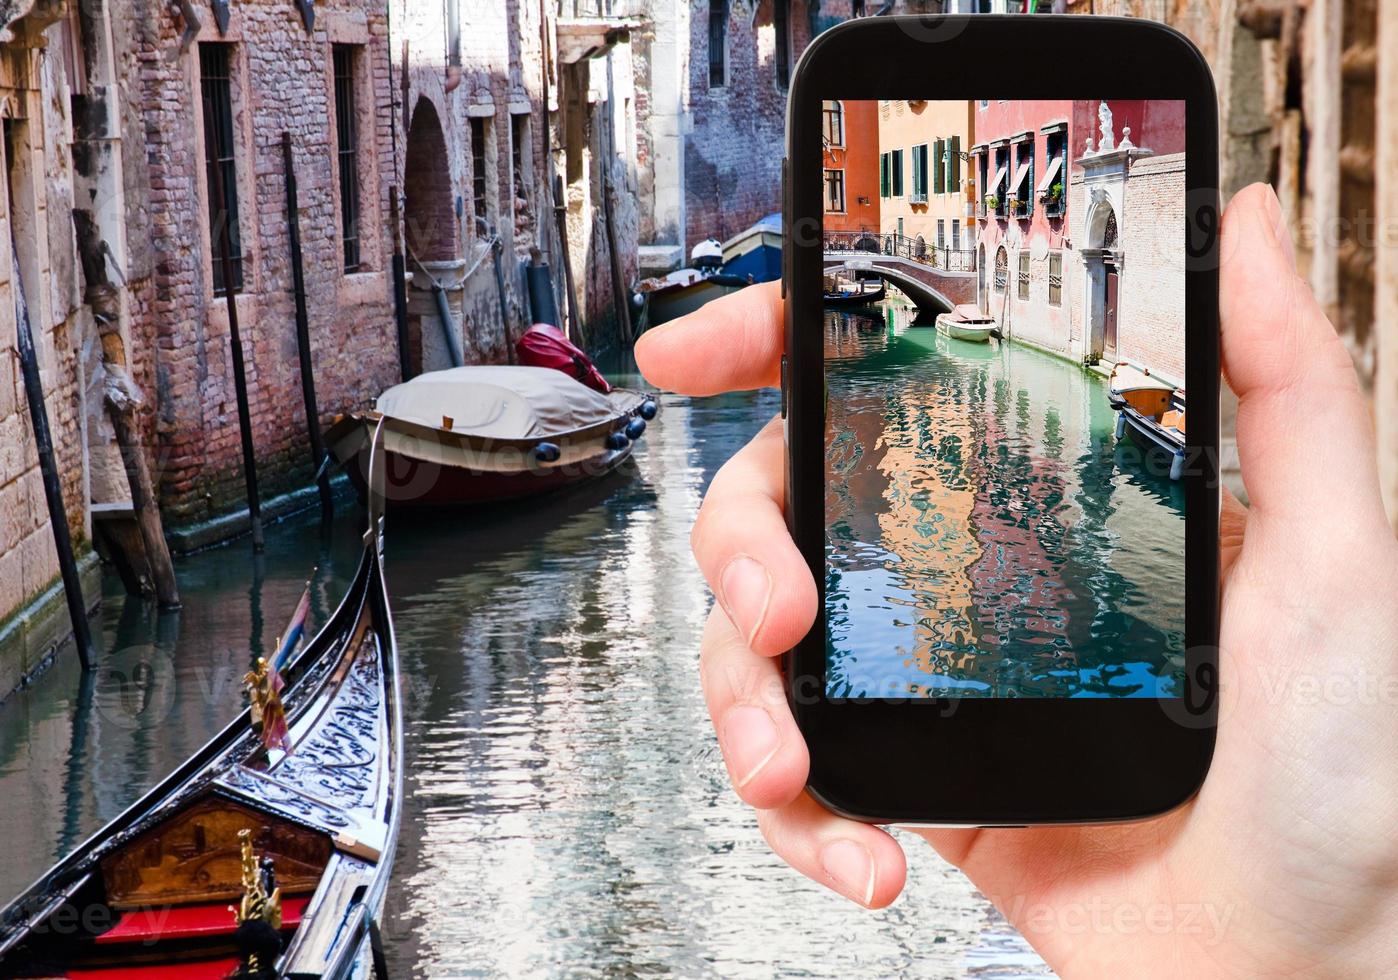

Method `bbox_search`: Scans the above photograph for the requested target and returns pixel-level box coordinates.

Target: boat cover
[377,365,618,439]
[516,323,612,393]
[948,304,993,322]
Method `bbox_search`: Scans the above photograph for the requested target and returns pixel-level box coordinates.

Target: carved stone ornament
[1097,101,1115,152]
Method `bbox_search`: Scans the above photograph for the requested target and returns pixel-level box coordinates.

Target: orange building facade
[821,99,880,235]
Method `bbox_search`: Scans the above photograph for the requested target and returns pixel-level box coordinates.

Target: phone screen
[822,99,1187,700]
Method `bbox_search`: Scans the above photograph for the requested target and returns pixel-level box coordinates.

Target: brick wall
[122,0,402,531]
[1114,152,1186,380]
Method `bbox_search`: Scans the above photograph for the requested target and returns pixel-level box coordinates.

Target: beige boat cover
[376,366,617,439]
[949,304,993,323]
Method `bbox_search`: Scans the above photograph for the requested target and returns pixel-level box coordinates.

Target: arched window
[822,100,844,147]
[994,246,1008,291]
[1103,210,1119,249]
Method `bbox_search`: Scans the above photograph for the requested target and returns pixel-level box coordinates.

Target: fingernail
[820,839,876,906]
[719,555,773,647]
[1261,184,1296,272]
[721,704,781,787]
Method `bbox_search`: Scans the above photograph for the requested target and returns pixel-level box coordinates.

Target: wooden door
[1104,265,1120,360]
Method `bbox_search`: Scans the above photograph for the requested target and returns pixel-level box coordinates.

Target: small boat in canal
[1108,361,1187,480]
[0,432,402,979]
[823,282,886,308]
[932,304,997,343]
[325,366,657,508]
[635,238,751,328]
[720,213,782,284]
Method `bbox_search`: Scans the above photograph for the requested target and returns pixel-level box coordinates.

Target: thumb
[1220,184,1386,530]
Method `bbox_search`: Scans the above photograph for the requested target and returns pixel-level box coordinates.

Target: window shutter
[911,146,921,197]
[880,153,889,198]
[950,135,961,190]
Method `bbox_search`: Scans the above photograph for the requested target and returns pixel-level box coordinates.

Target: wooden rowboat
[1108,361,1187,480]
[0,426,402,979]
[931,304,996,343]
[325,366,659,508]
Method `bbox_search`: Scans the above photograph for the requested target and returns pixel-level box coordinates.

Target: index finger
[634,282,784,396]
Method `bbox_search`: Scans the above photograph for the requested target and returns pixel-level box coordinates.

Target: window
[774,0,791,89]
[994,246,1007,291]
[1048,250,1062,306]
[1041,128,1067,217]
[936,219,945,249]
[910,143,927,201]
[199,43,243,295]
[332,45,362,273]
[890,149,904,197]
[824,168,845,213]
[511,113,532,221]
[470,116,489,225]
[1013,137,1034,219]
[991,144,1009,217]
[709,0,728,88]
[951,219,961,251]
[822,100,844,146]
[879,152,889,198]
[1018,250,1030,300]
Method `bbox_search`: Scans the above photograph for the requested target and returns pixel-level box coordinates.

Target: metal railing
[823,230,977,273]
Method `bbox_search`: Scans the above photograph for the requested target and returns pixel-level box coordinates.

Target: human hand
[634,184,1398,977]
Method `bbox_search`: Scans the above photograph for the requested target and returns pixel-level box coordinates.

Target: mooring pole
[203,99,263,551]
[281,133,333,521]
[10,239,95,671]
[553,174,582,346]
[389,187,413,381]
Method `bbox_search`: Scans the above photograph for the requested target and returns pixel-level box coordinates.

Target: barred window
[994,246,1008,292]
[1018,250,1030,300]
[199,43,243,296]
[1048,250,1063,306]
[470,116,489,224]
[709,0,729,88]
[333,45,362,273]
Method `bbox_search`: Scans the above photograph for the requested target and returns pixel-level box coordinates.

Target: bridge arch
[824,261,955,314]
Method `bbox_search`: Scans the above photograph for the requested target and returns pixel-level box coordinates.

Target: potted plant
[984,193,999,212]
[1042,181,1064,205]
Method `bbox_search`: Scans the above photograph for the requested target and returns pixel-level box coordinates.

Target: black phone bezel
[783,14,1221,825]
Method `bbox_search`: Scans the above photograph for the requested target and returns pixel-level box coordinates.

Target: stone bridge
[823,251,977,314]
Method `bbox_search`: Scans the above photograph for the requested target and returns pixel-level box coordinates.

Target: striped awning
[1036,155,1064,192]
[1011,160,1031,194]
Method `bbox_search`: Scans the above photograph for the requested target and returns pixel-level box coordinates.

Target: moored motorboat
[0,433,402,978]
[932,304,996,342]
[1108,361,1187,480]
[634,238,751,328]
[720,213,782,283]
[325,366,658,507]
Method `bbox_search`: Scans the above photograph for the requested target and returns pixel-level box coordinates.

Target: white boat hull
[934,313,994,343]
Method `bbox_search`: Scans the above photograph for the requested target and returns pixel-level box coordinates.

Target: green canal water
[826,303,1186,699]
[0,351,1051,977]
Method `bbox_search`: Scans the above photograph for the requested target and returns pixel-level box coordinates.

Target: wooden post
[105,372,180,608]
[390,187,413,381]
[10,239,95,671]
[553,173,582,345]
[281,133,333,521]
[602,178,633,345]
[203,95,263,551]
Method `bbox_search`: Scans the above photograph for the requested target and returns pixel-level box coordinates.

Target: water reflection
[0,352,1052,978]
[826,302,1186,699]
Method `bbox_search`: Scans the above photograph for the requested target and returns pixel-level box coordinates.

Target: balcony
[909,192,928,205]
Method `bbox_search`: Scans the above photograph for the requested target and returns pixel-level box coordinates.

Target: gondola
[0,423,402,979]
[325,366,658,508]
[823,283,886,307]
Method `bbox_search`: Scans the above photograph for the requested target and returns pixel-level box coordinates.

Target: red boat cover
[516,324,611,394]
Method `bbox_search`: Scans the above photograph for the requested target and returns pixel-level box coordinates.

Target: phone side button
[780,353,789,419]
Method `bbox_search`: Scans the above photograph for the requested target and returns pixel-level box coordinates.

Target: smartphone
[782,14,1220,825]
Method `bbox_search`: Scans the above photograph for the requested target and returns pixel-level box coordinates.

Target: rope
[406,235,498,292]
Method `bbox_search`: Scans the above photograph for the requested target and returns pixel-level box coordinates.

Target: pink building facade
[969,100,1076,359]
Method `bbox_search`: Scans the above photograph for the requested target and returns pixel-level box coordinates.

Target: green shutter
[934,140,944,194]
[950,135,961,190]
[893,150,903,196]
[910,147,920,197]
[880,153,889,198]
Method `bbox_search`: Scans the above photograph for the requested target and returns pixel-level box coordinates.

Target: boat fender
[638,399,659,421]
[534,442,562,463]
[605,431,629,451]
[625,418,647,441]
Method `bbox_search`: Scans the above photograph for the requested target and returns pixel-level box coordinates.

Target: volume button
[780,353,789,419]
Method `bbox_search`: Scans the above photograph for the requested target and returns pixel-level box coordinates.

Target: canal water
[826,302,1186,699]
[0,348,1052,977]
